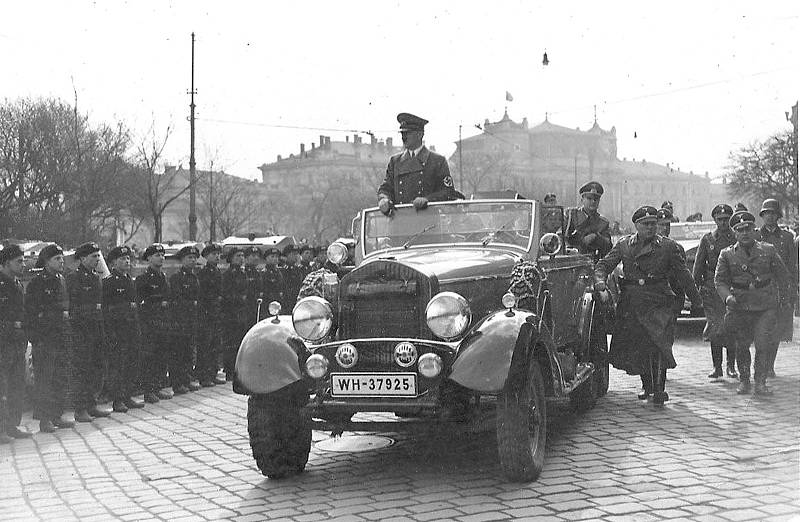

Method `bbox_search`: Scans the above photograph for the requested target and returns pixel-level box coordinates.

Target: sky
[1,1,798,182]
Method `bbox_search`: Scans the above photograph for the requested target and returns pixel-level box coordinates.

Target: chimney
[353,134,359,144]
[300,143,305,155]
[319,135,325,148]
[346,135,350,143]
[371,134,377,146]
[277,155,282,161]
[311,142,315,150]
[386,137,393,148]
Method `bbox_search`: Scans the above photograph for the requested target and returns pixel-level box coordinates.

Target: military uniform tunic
[261,264,285,312]
[66,264,105,411]
[377,147,457,204]
[102,269,140,400]
[222,264,249,377]
[135,267,171,393]
[0,272,26,432]
[169,266,200,388]
[715,241,789,382]
[595,234,700,374]
[197,263,223,382]
[279,264,304,313]
[758,225,797,341]
[693,228,737,343]
[24,270,70,421]
[565,208,613,261]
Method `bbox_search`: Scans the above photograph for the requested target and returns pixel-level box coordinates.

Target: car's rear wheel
[496,359,547,482]
[247,381,311,479]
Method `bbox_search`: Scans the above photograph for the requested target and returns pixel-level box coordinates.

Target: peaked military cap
[201,243,222,257]
[75,241,100,259]
[264,247,281,257]
[283,244,298,255]
[397,112,428,132]
[0,244,24,264]
[632,205,658,223]
[579,181,603,197]
[142,243,165,261]
[243,246,262,258]
[656,208,673,223]
[35,244,63,268]
[106,245,132,264]
[225,247,243,263]
[176,245,200,259]
[711,204,733,219]
[730,211,756,230]
[735,202,748,212]
[759,198,782,218]
[661,200,674,210]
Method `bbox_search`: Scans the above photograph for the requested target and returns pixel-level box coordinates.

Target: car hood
[361,247,521,283]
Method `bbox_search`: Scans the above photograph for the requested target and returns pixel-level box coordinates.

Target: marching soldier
[594,206,702,406]
[135,244,172,403]
[197,244,223,387]
[693,204,738,379]
[261,247,286,312]
[0,245,33,442]
[377,112,457,215]
[67,242,111,422]
[757,198,798,377]
[280,245,304,312]
[169,246,201,394]
[716,211,789,395]
[565,181,613,261]
[102,246,145,412]
[25,244,75,433]
[222,248,248,380]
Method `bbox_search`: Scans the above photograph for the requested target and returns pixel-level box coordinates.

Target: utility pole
[188,32,198,241]
[458,124,463,191]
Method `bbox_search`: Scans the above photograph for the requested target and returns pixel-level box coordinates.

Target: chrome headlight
[305,354,329,378]
[267,301,282,316]
[425,292,471,340]
[292,296,333,341]
[418,353,443,378]
[327,242,348,265]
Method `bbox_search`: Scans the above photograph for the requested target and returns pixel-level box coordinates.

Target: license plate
[331,373,417,397]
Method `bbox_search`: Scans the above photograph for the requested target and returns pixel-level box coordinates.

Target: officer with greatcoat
[280,245,304,312]
[197,243,223,387]
[565,181,613,261]
[716,211,789,396]
[693,204,738,379]
[222,247,248,380]
[0,245,33,442]
[135,244,173,403]
[102,246,145,413]
[377,112,458,215]
[67,242,111,423]
[168,245,201,394]
[757,198,798,376]
[594,206,702,406]
[25,244,75,433]
[261,247,286,312]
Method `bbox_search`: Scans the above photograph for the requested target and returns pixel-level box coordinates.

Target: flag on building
[505,91,514,102]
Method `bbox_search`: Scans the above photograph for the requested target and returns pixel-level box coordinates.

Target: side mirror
[539,233,562,257]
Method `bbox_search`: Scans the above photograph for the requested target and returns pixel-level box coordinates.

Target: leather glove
[582,233,597,246]
[412,197,429,210]
[378,197,394,216]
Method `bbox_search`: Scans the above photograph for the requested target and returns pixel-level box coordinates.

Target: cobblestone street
[2,324,799,522]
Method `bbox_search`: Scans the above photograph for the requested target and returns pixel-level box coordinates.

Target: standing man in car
[693,204,738,379]
[378,112,457,215]
[565,181,613,261]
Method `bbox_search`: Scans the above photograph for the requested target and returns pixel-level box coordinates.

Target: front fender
[449,310,538,393]
[234,315,306,395]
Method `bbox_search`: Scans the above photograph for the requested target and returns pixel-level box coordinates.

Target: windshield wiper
[481,218,517,247]
[403,223,437,249]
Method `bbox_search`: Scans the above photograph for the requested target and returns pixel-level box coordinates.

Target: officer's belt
[105,302,137,313]
[731,279,771,290]
[71,303,102,315]
[619,277,667,287]
[38,310,68,320]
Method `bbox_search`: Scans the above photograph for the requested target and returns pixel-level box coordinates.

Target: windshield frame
[359,199,539,259]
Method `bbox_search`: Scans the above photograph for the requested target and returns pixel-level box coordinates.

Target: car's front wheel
[247,381,311,479]
[496,359,547,482]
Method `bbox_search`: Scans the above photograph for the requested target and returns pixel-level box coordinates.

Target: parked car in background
[670,222,715,320]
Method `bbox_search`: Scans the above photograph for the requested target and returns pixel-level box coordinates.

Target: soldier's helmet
[759,198,782,218]
[730,211,756,230]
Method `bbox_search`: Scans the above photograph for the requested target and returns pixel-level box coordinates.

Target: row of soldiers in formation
[564,182,796,404]
[0,241,324,442]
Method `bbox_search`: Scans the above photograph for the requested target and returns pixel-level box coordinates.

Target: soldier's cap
[730,211,756,230]
[759,198,782,218]
[656,208,673,224]
[735,202,748,211]
[75,241,100,259]
[632,205,659,224]
[106,246,131,264]
[243,246,262,258]
[176,245,200,259]
[661,200,674,210]
[299,244,314,254]
[397,112,428,132]
[579,181,603,198]
[35,244,63,268]
[201,243,222,257]
[264,247,281,257]
[142,243,165,261]
[711,203,733,219]
[225,247,243,263]
[543,192,557,202]
[283,244,298,255]
[0,244,24,264]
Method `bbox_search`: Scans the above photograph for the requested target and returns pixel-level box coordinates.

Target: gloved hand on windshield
[412,197,429,210]
[378,197,394,216]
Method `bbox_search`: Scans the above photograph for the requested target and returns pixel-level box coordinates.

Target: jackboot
[725,363,738,379]
[6,426,33,439]
[754,381,774,396]
[123,397,145,409]
[88,407,111,418]
[112,400,129,413]
[52,417,75,428]
[708,367,723,379]
[143,393,160,404]
[39,419,56,433]
[737,378,752,395]
[74,410,93,423]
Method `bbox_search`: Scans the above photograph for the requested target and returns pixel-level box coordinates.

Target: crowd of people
[0,240,331,442]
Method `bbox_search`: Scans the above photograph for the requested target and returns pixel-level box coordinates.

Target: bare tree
[450,149,514,196]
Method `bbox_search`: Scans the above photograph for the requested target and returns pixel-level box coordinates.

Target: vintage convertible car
[234,199,609,482]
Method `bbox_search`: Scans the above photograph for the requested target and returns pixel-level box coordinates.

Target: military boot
[112,400,129,413]
[754,381,774,396]
[737,378,752,395]
[39,419,56,433]
[88,406,111,418]
[708,367,723,379]
[52,417,75,429]
[725,363,738,379]
[74,410,93,423]
[143,393,160,404]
